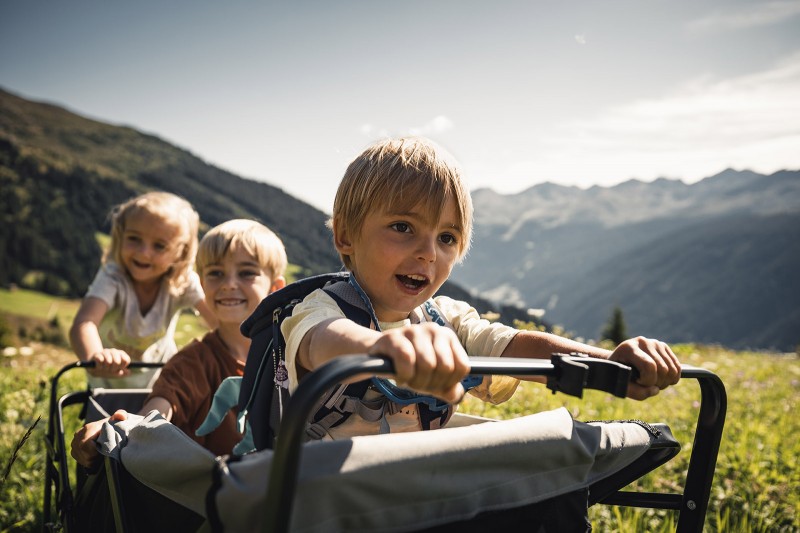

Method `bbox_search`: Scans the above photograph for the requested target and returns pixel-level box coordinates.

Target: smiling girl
[70,192,216,389]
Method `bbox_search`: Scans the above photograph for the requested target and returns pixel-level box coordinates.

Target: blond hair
[105,191,199,295]
[328,137,473,269]
[196,219,287,279]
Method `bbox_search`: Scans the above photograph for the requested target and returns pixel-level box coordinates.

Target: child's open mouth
[218,298,246,307]
[397,274,428,290]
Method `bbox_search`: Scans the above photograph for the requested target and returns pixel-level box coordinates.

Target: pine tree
[601,306,627,345]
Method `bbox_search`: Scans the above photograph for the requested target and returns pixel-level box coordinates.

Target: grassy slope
[0,291,798,531]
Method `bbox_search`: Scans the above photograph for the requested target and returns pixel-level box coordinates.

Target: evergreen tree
[601,306,627,345]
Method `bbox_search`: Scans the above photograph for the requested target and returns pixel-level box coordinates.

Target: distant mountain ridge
[452,169,800,351]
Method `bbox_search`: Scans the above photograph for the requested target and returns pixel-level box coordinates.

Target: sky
[2,0,799,212]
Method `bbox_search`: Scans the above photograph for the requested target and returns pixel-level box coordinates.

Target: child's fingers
[370,325,469,404]
[655,342,681,388]
[631,337,680,389]
[625,382,661,401]
[368,330,416,385]
[89,350,132,378]
[426,330,469,390]
[110,409,129,421]
[611,337,680,392]
[70,411,129,468]
[404,325,457,392]
[402,326,468,403]
[71,418,107,467]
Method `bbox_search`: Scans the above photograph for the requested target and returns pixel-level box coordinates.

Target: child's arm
[501,331,680,400]
[70,409,128,468]
[298,318,470,405]
[139,396,173,420]
[70,396,175,468]
[69,297,132,378]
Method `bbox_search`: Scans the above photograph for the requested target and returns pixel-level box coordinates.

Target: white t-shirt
[280,289,520,439]
[85,261,204,389]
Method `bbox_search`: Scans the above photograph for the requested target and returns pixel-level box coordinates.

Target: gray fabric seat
[97,406,662,532]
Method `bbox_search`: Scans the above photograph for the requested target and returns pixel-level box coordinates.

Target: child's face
[120,211,185,286]
[336,196,463,323]
[200,247,278,327]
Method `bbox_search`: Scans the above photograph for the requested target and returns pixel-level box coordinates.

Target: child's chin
[215,305,249,318]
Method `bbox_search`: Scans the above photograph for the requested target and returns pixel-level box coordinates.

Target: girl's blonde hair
[105,191,200,294]
[196,219,287,279]
[328,137,473,269]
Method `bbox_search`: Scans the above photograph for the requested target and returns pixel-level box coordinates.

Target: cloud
[513,52,800,186]
[359,123,390,138]
[687,0,800,32]
[360,115,453,140]
[408,115,454,136]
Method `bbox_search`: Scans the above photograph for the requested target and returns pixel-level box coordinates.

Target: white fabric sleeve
[280,290,346,394]
[85,263,123,308]
[434,296,521,404]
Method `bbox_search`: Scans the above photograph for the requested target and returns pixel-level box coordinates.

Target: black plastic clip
[547,353,632,398]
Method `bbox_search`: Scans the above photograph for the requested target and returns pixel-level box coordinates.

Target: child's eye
[154,243,167,252]
[125,235,141,243]
[239,270,259,279]
[390,222,411,233]
[205,269,223,278]
[439,233,458,246]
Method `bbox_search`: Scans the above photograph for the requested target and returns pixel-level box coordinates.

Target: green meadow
[0,290,798,532]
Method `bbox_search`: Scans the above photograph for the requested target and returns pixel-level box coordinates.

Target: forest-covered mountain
[452,170,800,351]
[0,88,533,326]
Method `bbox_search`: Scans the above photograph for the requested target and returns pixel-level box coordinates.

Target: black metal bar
[601,491,683,510]
[54,391,90,529]
[675,366,727,533]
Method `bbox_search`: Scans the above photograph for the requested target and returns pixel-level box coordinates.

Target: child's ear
[270,276,286,293]
[333,223,354,255]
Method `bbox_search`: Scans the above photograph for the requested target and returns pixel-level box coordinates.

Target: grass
[0,287,80,338]
[0,289,798,531]
[460,345,800,531]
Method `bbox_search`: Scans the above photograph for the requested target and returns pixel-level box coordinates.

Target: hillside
[0,88,533,327]
[0,87,341,294]
[453,170,800,351]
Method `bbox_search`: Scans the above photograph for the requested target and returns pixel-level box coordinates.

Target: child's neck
[133,277,164,316]
[216,321,251,363]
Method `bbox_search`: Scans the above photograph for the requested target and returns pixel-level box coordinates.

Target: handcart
[44,355,726,532]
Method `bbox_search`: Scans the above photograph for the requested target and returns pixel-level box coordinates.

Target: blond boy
[282,137,680,440]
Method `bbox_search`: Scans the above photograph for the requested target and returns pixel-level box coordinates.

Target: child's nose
[416,236,437,263]
[137,242,154,257]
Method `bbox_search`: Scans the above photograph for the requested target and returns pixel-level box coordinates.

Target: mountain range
[2,87,797,350]
[451,169,800,351]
